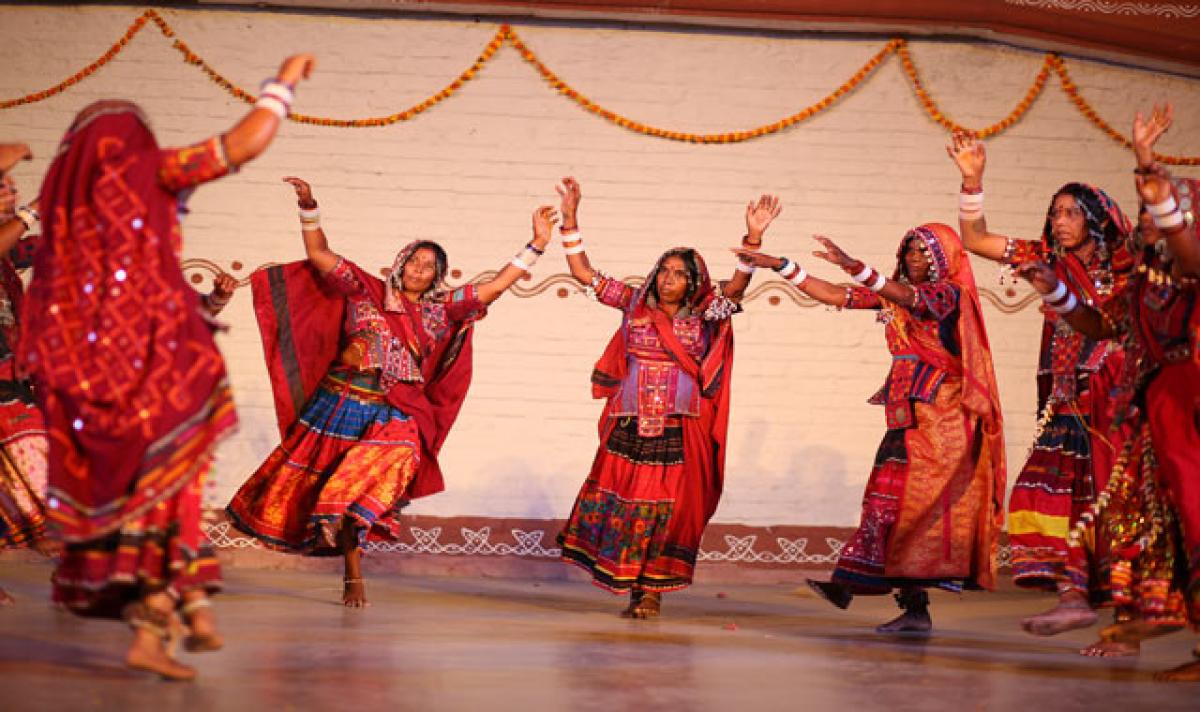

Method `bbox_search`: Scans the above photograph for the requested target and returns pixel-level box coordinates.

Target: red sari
[21,103,235,618]
[559,249,735,593]
[831,224,1007,594]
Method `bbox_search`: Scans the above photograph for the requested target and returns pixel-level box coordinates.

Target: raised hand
[732,248,783,270]
[745,194,782,243]
[276,54,316,86]
[0,143,32,174]
[282,176,316,208]
[531,205,559,248]
[811,235,857,270]
[946,132,986,187]
[1132,103,1173,170]
[1135,173,1172,207]
[1015,261,1060,295]
[555,177,581,229]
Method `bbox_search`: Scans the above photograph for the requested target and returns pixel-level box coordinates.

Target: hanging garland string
[1,9,1196,163]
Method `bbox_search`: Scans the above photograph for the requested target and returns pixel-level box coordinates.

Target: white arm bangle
[1146,195,1178,217]
[511,256,532,272]
[14,205,38,230]
[255,95,290,119]
[867,272,887,293]
[299,207,320,220]
[736,261,755,274]
[560,229,582,241]
[564,243,586,255]
[777,259,799,280]
[1043,280,1067,304]
[1051,292,1078,314]
[851,264,872,283]
[260,80,295,104]
[787,265,808,287]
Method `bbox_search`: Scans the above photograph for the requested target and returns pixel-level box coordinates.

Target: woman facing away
[555,176,781,618]
[739,224,1006,633]
[228,177,560,608]
[1016,105,1200,679]
[19,54,316,681]
[947,136,1133,644]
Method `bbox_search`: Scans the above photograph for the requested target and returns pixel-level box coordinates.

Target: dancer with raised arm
[555,176,779,618]
[738,224,1005,633]
[947,135,1132,643]
[228,177,558,608]
[21,54,316,680]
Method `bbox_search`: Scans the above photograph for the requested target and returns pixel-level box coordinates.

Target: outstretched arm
[0,167,35,257]
[221,54,316,168]
[202,273,238,317]
[1015,261,1114,340]
[475,206,558,305]
[283,176,338,273]
[555,176,599,285]
[946,133,1015,262]
[724,194,782,302]
[734,248,847,307]
[812,235,917,306]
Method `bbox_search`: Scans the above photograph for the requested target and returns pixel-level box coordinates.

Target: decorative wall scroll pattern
[1004,0,1200,18]
[181,259,1042,314]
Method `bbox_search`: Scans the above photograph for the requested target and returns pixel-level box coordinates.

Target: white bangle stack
[1042,280,1078,314]
[298,206,321,232]
[776,258,808,287]
[561,229,584,255]
[256,80,295,119]
[511,243,542,272]
[736,261,755,275]
[851,263,887,292]
[1146,195,1185,231]
[959,191,984,221]
[14,205,38,231]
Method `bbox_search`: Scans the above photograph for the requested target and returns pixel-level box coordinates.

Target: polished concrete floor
[1,560,1197,711]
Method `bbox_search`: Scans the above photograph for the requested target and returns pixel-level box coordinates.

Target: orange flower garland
[1,9,1197,162]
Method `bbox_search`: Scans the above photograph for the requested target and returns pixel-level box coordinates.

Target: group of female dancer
[0,51,1195,683]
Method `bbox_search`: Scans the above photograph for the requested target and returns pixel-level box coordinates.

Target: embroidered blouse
[593,274,721,437]
[845,282,961,430]
[324,257,487,389]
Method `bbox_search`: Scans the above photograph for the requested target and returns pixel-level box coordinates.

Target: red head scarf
[22,101,235,541]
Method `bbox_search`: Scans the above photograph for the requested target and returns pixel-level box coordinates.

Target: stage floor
[1,560,1196,710]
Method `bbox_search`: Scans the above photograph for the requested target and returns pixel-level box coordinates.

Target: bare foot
[0,588,14,607]
[125,626,196,681]
[343,578,369,608]
[1079,638,1140,657]
[181,596,224,653]
[1099,618,1182,646]
[620,590,661,619]
[1155,660,1200,682]
[1021,600,1098,636]
[877,608,932,634]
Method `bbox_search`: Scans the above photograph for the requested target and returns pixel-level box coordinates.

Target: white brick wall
[1,5,1197,527]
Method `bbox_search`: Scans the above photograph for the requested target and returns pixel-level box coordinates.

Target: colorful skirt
[227,367,420,555]
[559,416,698,593]
[1007,410,1113,603]
[0,380,48,549]
[52,473,221,619]
[1099,362,1200,629]
[832,383,993,594]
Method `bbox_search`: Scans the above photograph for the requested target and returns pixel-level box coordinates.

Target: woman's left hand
[1015,261,1059,295]
[212,273,237,300]
[745,194,782,243]
[731,248,783,270]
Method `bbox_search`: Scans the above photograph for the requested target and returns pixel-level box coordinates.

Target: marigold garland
[1,9,1197,162]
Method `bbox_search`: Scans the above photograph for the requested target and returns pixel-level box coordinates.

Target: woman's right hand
[276,54,316,87]
[0,143,32,174]
[282,176,317,208]
[1015,261,1059,295]
[946,132,986,189]
[731,248,783,270]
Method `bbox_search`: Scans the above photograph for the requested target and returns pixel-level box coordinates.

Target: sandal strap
[180,597,212,616]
